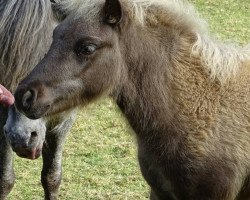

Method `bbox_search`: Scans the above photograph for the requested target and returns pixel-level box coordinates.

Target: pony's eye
[75,43,97,56]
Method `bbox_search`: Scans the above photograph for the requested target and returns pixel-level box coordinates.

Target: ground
[8,0,250,199]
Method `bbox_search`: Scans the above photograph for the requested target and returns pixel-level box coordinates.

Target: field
[8,0,249,199]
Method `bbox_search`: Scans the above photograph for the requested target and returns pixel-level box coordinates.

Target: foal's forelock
[58,0,207,30]
[0,0,56,92]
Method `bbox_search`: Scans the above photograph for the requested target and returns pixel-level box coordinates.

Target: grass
[8,0,249,199]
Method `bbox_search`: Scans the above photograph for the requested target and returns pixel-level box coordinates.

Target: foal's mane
[0,0,56,92]
[58,0,250,83]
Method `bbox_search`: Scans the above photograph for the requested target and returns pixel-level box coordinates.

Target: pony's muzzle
[4,127,42,159]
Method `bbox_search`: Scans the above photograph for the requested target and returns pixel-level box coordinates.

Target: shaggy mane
[58,0,250,83]
[0,0,55,92]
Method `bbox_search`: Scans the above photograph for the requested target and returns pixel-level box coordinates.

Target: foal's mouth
[23,104,51,120]
[23,94,79,119]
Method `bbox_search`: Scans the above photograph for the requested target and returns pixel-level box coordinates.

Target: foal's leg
[138,147,176,200]
[0,108,15,200]
[150,190,160,200]
[236,174,250,200]
[41,111,77,200]
[41,131,65,200]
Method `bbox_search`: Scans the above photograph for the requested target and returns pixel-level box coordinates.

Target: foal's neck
[115,25,219,152]
[114,27,184,146]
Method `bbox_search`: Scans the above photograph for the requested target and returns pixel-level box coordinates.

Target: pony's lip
[14,147,42,160]
[13,142,43,160]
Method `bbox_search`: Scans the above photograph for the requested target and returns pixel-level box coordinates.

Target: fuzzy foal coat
[14,0,250,199]
[115,23,250,199]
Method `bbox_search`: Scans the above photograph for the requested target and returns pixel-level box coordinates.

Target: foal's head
[15,0,200,119]
[15,0,126,119]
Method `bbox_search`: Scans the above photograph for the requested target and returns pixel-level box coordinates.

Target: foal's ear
[50,0,67,22]
[103,0,122,26]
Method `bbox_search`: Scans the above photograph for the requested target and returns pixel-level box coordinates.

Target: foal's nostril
[22,89,36,110]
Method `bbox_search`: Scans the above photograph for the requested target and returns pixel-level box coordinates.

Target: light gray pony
[0,0,76,199]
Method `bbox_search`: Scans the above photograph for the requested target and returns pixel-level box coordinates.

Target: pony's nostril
[22,89,36,110]
[31,131,38,138]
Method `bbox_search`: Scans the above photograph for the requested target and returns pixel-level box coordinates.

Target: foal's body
[119,45,250,199]
[15,0,250,199]
[0,0,76,199]
[115,22,250,199]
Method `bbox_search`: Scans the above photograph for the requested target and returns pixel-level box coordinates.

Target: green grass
[8,0,249,199]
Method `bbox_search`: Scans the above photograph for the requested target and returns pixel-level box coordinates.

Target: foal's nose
[15,83,51,119]
[15,85,38,113]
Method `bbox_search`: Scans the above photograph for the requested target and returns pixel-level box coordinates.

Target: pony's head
[0,0,61,159]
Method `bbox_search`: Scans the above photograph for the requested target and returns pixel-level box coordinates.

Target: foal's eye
[75,43,97,56]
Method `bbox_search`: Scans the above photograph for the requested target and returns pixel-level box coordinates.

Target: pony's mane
[192,35,250,83]
[60,0,250,83]
[0,0,56,92]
